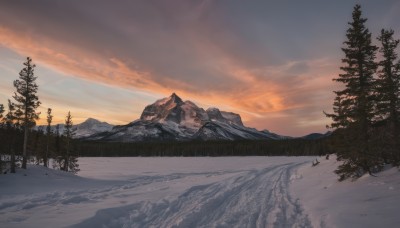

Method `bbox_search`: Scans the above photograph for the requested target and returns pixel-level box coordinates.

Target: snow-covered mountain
[87,93,285,142]
[72,118,114,137]
[36,118,114,138]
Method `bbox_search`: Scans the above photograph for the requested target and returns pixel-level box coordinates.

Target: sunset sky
[1,0,400,136]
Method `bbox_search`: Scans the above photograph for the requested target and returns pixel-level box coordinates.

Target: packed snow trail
[0,157,313,228]
[72,163,311,228]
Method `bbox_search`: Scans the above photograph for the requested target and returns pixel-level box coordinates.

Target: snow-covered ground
[290,155,400,228]
[0,156,399,228]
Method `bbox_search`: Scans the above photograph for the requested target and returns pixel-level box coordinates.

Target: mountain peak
[169,92,183,104]
[84,118,101,124]
[140,93,185,122]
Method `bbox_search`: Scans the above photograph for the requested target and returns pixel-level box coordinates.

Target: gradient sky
[1,0,400,136]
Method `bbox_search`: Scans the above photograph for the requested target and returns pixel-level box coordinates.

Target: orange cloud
[0,25,337,135]
[0,27,285,113]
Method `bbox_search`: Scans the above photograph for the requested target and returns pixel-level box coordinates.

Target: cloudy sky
[1,0,399,136]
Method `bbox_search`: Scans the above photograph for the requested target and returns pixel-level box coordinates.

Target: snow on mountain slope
[73,118,114,137]
[93,120,188,142]
[221,111,244,126]
[179,100,209,133]
[194,121,273,140]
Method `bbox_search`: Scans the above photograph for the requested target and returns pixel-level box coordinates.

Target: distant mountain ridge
[38,93,329,142]
[36,118,114,138]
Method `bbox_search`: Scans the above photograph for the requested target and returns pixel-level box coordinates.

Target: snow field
[1,156,399,228]
[0,157,312,228]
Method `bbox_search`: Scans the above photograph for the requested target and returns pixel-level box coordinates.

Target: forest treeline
[76,137,333,157]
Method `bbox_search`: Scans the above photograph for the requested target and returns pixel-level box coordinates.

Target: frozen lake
[0,157,313,228]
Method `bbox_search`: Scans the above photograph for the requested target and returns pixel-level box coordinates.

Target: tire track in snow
[72,162,312,228]
[0,170,244,214]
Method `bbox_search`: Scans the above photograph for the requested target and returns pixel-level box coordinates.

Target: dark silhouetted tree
[326,4,381,180]
[13,57,41,169]
[61,112,79,173]
[44,108,53,167]
[375,29,400,165]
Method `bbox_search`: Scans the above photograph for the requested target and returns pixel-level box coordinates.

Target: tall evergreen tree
[375,29,400,164]
[326,4,380,180]
[13,57,41,169]
[44,108,53,167]
[62,111,79,173]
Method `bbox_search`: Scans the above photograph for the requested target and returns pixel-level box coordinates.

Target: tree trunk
[22,125,28,169]
[63,156,68,172]
[63,139,70,172]
[44,134,49,168]
[43,156,48,168]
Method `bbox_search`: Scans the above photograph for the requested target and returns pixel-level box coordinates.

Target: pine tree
[375,29,400,165]
[44,108,53,167]
[13,57,41,169]
[62,111,79,173]
[326,4,380,180]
